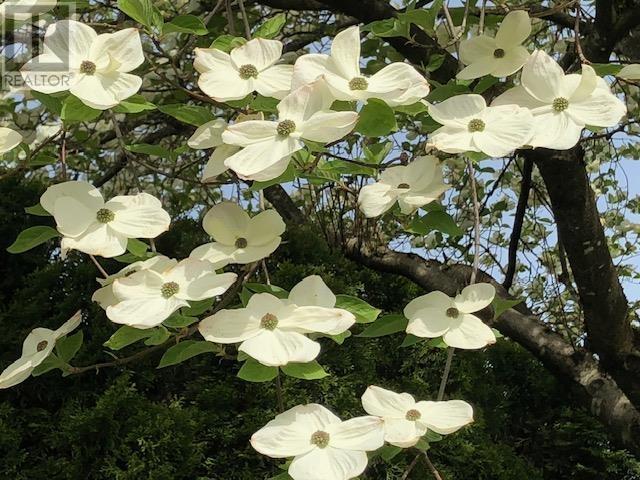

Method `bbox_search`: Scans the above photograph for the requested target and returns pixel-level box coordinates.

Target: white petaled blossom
[457,10,531,80]
[361,386,474,448]
[250,404,384,480]
[358,156,448,218]
[106,258,237,329]
[0,0,57,21]
[492,50,627,150]
[0,311,81,389]
[426,94,534,158]
[221,79,358,181]
[404,283,497,349]
[21,20,144,109]
[91,255,177,309]
[199,278,355,367]
[194,38,293,102]
[40,180,171,258]
[190,202,285,268]
[292,26,429,106]
[0,127,23,153]
[618,64,640,80]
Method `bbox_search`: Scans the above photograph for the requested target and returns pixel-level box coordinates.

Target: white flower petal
[522,50,564,102]
[428,94,487,125]
[291,53,331,89]
[301,110,358,143]
[40,180,103,215]
[358,182,397,218]
[189,242,234,269]
[188,119,227,149]
[61,223,127,257]
[289,275,336,308]
[54,310,82,338]
[52,196,95,237]
[327,416,384,451]
[107,296,186,329]
[361,385,415,417]
[289,447,368,480]
[491,85,546,110]
[239,329,321,366]
[568,89,627,127]
[231,38,283,71]
[255,64,293,99]
[383,417,425,447]
[194,47,232,72]
[278,305,355,335]
[456,59,497,81]
[199,308,261,343]
[42,19,95,65]
[528,111,584,149]
[231,239,282,264]
[105,193,170,238]
[473,105,534,157]
[222,121,278,146]
[224,138,301,179]
[490,46,530,77]
[246,209,286,245]
[454,283,495,313]
[202,201,250,243]
[618,64,640,80]
[368,62,423,94]
[71,71,142,109]
[406,307,452,338]
[415,400,474,435]
[330,25,361,79]
[90,28,143,72]
[459,35,496,66]
[0,127,22,153]
[202,145,237,182]
[404,291,453,319]
[495,10,531,47]
[277,80,334,124]
[442,314,496,349]
[199,71,254,102]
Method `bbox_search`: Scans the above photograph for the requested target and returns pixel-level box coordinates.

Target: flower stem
[89,255,109,279]
[275,370,285,413]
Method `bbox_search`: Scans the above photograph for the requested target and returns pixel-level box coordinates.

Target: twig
[275,370,285,412]
[466,158,481,284]
[574,1,590,64]
[89,255,109,279]
[226,0,236,35]
[437,347,455,401]
[423,452,445,480]
[238,0,252,40]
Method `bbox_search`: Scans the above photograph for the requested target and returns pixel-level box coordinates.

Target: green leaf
[126,143,172,158]
[182,298,214,316]
[126,238,149,257]
[144,325,170,345]
[157,340,220,368]
[492,296,522,320]
[163,15,208,35]
[254,13,286,39]
[210,34,247,52]
[590,63,623,76]
[32,354,68,377]
[399,334,422,347]
[31,91,63,115]
[104,325,155,350]
[363,18,410,38]
[394,102,428,115]
[281,361,329,380]
[406,211,463,237]
[250,162,296,190]
[112,95,156,113]
[61,95,102,123]
[356,99,397,137]
[378,444,403,462]
[327,330,351,345]
[357,314,407,338]
[268,473,293,480]
[24,203,51,216]
[55,331,83,362]
[237,358,278,382]
[426,53,445,72]
[7,226,60,254]
[158,104,215,126]
[473,75,499,94]
[117,0,163,29]
[245,282,289,298]
[427,337,449,349]
[164,313,198,328]
[335,294,381,324]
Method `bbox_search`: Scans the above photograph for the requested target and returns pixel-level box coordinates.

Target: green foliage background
[1,179,639,480]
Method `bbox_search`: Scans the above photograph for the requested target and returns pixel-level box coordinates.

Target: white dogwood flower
[618,64,640,80]
[427,94,534,157]
[492,50,627,149]
[222,79,358,181]
[106,258,237,329]
[251,403,384,480]
[0,127,22,153]
[40,181,171,258]
[0,311,81,389]
[21,20,144,109]
[404,283,497,349]
[0,0,57,21]
[457,10,531,80]
[92,255,177,309]
[199,290,355,366]
[292,26,429,106]
[361,386,474,448]
[195,38,293,102]
[358,156,448,218]
[190,202,285,268]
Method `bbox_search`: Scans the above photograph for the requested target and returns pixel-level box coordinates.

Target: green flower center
[36,340,49,352]
[276,119,296,137]
[260,313,278,330]
[397,183,410,189]
[552,97,569,112]
[493,48,506,59]
[310,430,330,448]
[238,64,259,80]
[160,281,180,298]
[348,76,368,91]
[96,208,115,223]
[235,237,248,249]
[406,409,422,421]
[80,60,96,75]
[467,118,485,132]
[446,307,460,318]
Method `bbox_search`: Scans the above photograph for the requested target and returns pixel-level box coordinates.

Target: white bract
[251,403,384,480]
[222,79,358,181]
[618,64,640,80]
[106,258,237,329]
[199,281,355,367]
[92,255,177,309]
[492,50,627,149]
[358,156,448,218]
[427,94,534,157]
[40,180,171,258]
[457,10,531,80]
[190,202,285,268]
[195,38,293,102]
[361,386,473,447]
[0,311,81,389]
[0,0,57,21]
[404,283,497,349]
[0,127,23,153]
[292,26,429,106]
[21,20,144,109]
